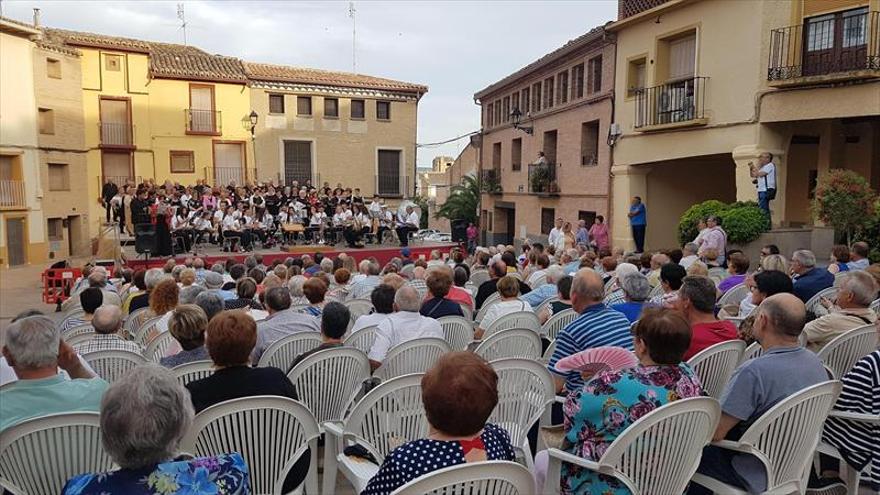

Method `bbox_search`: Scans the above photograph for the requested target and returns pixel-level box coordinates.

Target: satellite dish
[397,200,421,220]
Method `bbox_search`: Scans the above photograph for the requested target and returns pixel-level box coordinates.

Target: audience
[128,268,166,313]
[289,301,350,371]
[160,304,211,368]
[61,364,248,494]
[362,352,514,495]
[148,279,180,336]
[535,308,702,493]
[718,252,750,294]
[676,276,737,360]
[420,268,464,318]
[548,268,633,394]
[476,275,531,339]
[736,270,794,344]
[649,262,686,309]
[350,284,396,334]
[251,287,320,364]
[802,270,878,352]
[301,277,328,317]
[368,285,443,370]
[689,294,828,495]
[847,241,870,271]
[523,265,565,308]
[59,287,103,335]
[224,277,263,310]
[680,242,699,270]
[75,306,143,355]
[610,271,651,323]
[826,244,851,275]
[0,316,108,431]
[474,260,531,309]
[538,275,573,324]
[791,249,834,303]
[327,268,352,301]
[350,260,382,299]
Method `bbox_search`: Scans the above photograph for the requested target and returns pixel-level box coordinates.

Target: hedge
[678,200,770,246]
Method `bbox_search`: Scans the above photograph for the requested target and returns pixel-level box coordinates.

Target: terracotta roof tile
[244,62,427,94]
[150,51,247,83]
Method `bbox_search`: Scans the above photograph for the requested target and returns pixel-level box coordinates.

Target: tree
[435,174,480,225]
[812,169,877,245]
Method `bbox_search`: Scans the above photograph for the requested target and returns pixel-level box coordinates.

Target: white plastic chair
[475,292,502,323]
[742,341,764,362]
[686,339,747,399]
[469,269,490,288]
[717,283,749,307]
[805,287,838,318]
[391,460,535,495]
[534,297,558,317]
[144,330,177,363]
[475,328,542,361]
[256,331,322,371]
[541,339,558,365]
[286,347,370,425]
[816,324,878,379]
[406,279,428,299]
[171,360,215,386]
[870,298,879,316]
[541,308,578,340]
[123,306,151,338]
[0,412,116,495]
[344,325,380,354]
[530,273,547,288]
[482,311,541,340]
[324,373,427,493]
[374,337,451,381]
[83,349,147,383]
[132,315,163,348]
[691,381,842,495]
[345,298,375,330]
[489,359,555,470]
[58,310,85,331]
[67,332,98,349]
[818,410,880,495]
[437,315,474,351]
[545,397,721,494]
[457,302,473,322]
[181,395,321,495]
[62,323,94,342]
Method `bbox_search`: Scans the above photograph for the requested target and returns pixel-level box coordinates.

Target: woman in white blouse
[475,275,530,339]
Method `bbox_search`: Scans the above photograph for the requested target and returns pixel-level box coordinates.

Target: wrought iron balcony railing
[99,122,135,148]
[480,169,502,195]
[0,180,26,209]
[634,76,708,129]
[186,109,222,134]
[528,162,560,195]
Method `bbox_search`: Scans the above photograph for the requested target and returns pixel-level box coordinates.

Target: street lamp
[510,107,533,135]
[241,111,258,182]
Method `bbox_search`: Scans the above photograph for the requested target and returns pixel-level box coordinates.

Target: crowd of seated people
[2,233,878,494]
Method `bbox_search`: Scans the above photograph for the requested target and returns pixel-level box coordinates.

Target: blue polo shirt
[548,303,634,393]
[792,267,834,303]
[0,375,109,431]
[630,203,646,226]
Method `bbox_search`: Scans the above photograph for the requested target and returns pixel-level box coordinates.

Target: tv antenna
[348,1,356,72]
[177,3,187,45]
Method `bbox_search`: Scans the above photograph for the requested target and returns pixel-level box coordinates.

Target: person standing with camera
[750,152,776,222]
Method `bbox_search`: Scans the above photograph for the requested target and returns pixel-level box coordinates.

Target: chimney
[33,8,41,28]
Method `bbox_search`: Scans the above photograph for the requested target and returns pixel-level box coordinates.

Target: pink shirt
[589,223,609,249]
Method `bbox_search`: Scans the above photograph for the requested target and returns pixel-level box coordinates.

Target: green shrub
[812,169,877,245]
[678,199,769,246]
[678,200,727,245]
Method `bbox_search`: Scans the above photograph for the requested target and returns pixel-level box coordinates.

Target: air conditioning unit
[609,123,622,137]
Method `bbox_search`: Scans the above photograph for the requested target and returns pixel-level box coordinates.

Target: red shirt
[684,320,738,361]
[423,285,474,309]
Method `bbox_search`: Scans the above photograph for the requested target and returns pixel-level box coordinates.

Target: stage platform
[121,241,459,270]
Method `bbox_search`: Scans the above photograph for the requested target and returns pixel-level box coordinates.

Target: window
[573,63,585,99]
[377,149,402,196]
[494,100,501,126]
[627,57,647,97]
[511,93,520,114]
[578,210,597,226]
[541,208,555,235]
[48,163,69,191]
[47,218,64,242]
[502,96,510,123]
[268,94,285,114]
[521,87,530,113]
[105,54,121,71]
[297,96,312,116]
[46,58,61,79]
[557,71,568,104]
[188,85,216,134]
[351,99,365,119]
[376,101,391,120]
[492,142,502,169]
[581,121,600,166]
[38,108,54,134]
[543,77,554,109]
[170,150,195,173]
[532,82,542,113]
[667,33,696,81]
[511,138,522,171]
[324,98,339,118]
[588,55,603,94]
[487,103,494,127]
[284,140,313,185]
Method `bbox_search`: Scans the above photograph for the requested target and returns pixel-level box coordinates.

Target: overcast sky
[2,0,617,167]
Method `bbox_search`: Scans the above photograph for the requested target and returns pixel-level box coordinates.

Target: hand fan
[555,346,638,373]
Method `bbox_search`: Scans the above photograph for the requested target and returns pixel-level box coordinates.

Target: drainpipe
[606,37,618,244]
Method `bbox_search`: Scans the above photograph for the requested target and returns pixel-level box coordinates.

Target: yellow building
[609,0,880,250]
[43,28,255,238]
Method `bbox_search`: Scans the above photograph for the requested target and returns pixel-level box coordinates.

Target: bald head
[490,260,507,278]
[759,293,806,339]
[394,285,421,312]
[92,305,122,334]
[571,268,605,311]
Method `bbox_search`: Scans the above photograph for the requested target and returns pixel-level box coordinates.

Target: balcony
[211,167,255,187]
[186,109,222,135]
[528,162,560,196]
[480,169,502,195]
[0,180,26,209]
[634,76,708,131]
[375,174,411,198]
[99,122,135,148]
[768,10,879,85]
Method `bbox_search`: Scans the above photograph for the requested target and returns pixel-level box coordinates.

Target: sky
[1,0,617,167]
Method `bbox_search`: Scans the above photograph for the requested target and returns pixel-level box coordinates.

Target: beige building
[246,63,427,198]
[475,27,616,245]
[609,0,880,250]
[424,144,480,231]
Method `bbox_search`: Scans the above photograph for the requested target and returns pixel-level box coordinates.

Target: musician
[254,207,275,247]
[151,194,173,256]
[377,205,394,245]
[343,204,368,248]
[368,195,383,216]
[308,205,328,244]
[220,205,245,252]
[352,188,364,205]
[202,189,219,211]
[265,187,280,217]
[396,205,419,247]
[192,210,213,247]
[171,206,195,252]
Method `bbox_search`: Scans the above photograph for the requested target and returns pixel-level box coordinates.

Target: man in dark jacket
[102,179,119,223]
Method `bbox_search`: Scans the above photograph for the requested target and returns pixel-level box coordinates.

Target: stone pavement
[0,262,65,337]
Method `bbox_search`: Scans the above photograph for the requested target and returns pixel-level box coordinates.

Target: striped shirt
[74,334,143,356]
[548,303,634,393]
[822,350,879,486]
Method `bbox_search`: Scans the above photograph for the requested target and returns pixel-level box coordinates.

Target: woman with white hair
[288,275,309,306]
[610,272,651,323]
[603,262,639,306]
[61,364,249,494]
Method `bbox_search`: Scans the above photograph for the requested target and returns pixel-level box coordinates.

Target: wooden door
[6,217,26,266]
[804,7,869,75]
[189,85,215,133]
[99,98,131,146]
[213,142,244,185]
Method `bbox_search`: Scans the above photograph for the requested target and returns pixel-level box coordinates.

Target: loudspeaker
[134,223,156,255]
[451,219,468,243]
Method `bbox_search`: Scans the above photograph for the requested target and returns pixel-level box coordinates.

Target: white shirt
[405,211,419,227]
[756,162,776,192]
[194,217,212,230]
[527,269,548,286]
[367,311,443,362]
[333,213,346,225]
[221,215,239,230]
[171,215,189,230]
[368,201,382,215]
[310,212,326,226]
[480,299,530,331]
[213,210,225,223]
[351,312,391,335]
[548,227,561,248]
[679,254,699,270]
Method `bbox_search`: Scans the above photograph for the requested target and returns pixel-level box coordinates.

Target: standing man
[628,196,647,254]
[102,178,119,224]
[749,152,776,222]
[575,219,589,249]
[548,218,563,250]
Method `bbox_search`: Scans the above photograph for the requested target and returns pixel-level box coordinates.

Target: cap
[401,247,411,257]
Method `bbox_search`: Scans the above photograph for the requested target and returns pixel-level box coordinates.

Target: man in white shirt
[395,206,420,247]
[547,217,563,249]
[367,285,443,370]
[679,242,699,270]
[750,152,776,222]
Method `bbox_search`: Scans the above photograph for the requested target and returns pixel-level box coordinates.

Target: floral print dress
[62,452,249,495]
[561,364,703,494]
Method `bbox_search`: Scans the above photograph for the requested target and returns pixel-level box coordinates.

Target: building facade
[246,63,427,198]
[609,0,880,250]
[474,27,616,246]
